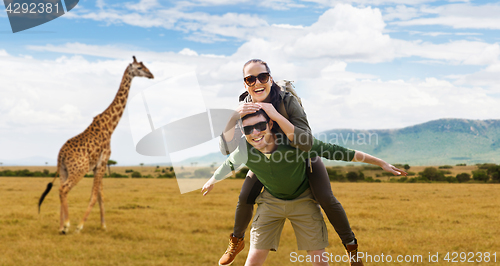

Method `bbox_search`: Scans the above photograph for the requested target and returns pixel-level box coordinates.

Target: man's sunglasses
[244,73,270,86]
[242,121,268,135]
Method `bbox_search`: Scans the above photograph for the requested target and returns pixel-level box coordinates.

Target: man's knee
[245,248,269,266]
[307,249,329,266]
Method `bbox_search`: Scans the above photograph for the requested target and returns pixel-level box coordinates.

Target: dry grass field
[0,168,499,265]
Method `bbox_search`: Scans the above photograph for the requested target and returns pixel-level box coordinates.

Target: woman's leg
[307,157,356,245]
[234,170,263,238]
[219,170,263,266]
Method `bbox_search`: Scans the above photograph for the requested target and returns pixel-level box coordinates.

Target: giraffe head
[128,56,154,79]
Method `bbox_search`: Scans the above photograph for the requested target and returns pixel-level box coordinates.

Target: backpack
[275,80,303,120]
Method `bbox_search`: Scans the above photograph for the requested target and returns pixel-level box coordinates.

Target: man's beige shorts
[250,188,328,251]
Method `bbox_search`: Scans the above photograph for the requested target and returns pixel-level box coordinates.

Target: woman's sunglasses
[244,73,270,86]
[242,121,268,135]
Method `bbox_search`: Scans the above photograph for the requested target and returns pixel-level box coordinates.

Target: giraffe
[38,56,154,234]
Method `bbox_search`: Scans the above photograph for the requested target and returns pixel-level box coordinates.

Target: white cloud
[5,0,500,167]
[70,10,165,27]
[393,3,500,29]
[38,4,500,68]
[188,0,249,5]
[125,0,160,12]
[397,17,500,30]
[383,5,421,21]
[26,42,227,63]
[0,55,120,132]
[179,48,198,56]
[259,0,307,10]
[285,5,393,62]
[3,49,500,164]
[96,0,105,9]
[456,32,482,36]
[179,0,305,10]
[3,48,497,163]
[61,2,500,68]
[418,32,451,37]
[222,5,396,65]
[229,4,499,67]
[303,71,500,132]
[449,64,500,90]
[5,2,500,164]
[0,54,226,164]
[485,63,500,72]
[301,0,437,6]
[27,42,163,60]
[272,24,305,29]
[409,31,483,37]
[32,3,500,72]
[65,5,269,42]
[397,40,500,66]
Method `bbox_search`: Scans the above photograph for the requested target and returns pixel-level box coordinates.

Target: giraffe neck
[97,67,133,133]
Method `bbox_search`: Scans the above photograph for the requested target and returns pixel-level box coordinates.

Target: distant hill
[177,119,500,167]
[176,151,229,167]
[318,118,500,166]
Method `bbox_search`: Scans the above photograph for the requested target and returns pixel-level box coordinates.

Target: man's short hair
[241,109,270,123]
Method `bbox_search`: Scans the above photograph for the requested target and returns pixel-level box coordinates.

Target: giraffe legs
[98,148,110,231]
[58,165,74,234]
[59,203,68,233]
[56,146,111,234]
[76,170,102,233]
[98,181,106,230]
[76,154,108,233]
[59,180,74,234]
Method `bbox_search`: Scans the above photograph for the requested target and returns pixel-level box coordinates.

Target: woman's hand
[255,102,280,121]
[201,177,216,196]
[236,102,261,118]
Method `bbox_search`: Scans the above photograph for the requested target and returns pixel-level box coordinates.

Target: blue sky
[1,0,499,165]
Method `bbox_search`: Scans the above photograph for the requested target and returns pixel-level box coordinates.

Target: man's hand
[353,151,408,177]
[201,177,216,196]
[382,163,408,176]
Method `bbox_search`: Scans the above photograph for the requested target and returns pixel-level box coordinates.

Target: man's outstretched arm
[311,138,407,176]
[203,140,247,196]
[352,151,407,176]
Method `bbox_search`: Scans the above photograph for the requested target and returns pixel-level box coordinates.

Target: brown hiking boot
[218,234,245,266]
[345,243,364,266]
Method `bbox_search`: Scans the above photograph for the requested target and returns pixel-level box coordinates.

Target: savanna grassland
[0,166,499,266]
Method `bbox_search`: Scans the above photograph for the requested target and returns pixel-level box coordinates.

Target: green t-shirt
[213,135,355,200]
